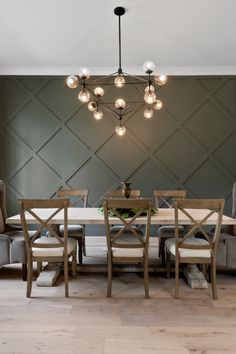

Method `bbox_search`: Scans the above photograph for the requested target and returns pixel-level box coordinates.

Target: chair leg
[144,257,149,299]
[211,259,218,300]
[64,259,69,298]
[82,234,86,256]
[37,262,42,276]
[107,255,112,298]
[175,258,179,299]
[22,263,27,281]
[26,261,33,298]
[159,238,166,266]
[78,238,83,264]
[166,250,171,279]
[72,250,77,277]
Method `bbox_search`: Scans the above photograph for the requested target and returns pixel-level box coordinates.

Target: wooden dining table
[6,207,236,226]
[6,207,236,286]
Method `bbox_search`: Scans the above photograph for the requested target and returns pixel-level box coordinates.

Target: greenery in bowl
[98,207,158,219]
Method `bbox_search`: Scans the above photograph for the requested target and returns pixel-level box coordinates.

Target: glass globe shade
[88,101,97,112]
[144,85,155,93]
[153,99,163,110]
[94,87,104,97]
[143,61,155,74]
[114,75,125,88]
[66,75,79,89]
[115,98,126,110]
[79,68,90,80]
[78,89,90,103]
[93,110,103,120]
[144,108,153,119]
[144,92,156,105]
[115,124,126,136]
[155,75,167,86]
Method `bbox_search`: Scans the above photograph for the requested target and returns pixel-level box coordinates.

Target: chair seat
[59,224,84,237]
[110,225,143,235]
[112,248,144,258]
[165,237,211,258]
[158,225,184,238]
[32,237,77,257]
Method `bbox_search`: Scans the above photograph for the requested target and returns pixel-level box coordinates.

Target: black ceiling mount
[114,7,125,16]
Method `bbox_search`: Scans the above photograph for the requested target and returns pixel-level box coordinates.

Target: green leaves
[99,207,158,218]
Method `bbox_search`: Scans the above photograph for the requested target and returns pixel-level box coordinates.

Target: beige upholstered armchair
[214,182,236,268]
[0,180,28,280]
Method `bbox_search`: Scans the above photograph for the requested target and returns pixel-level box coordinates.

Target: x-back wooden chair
[103,198,152,298]
[153,190,187,266]
[57,189,88,264]
[165,199,225,299]
[19,199,77,298]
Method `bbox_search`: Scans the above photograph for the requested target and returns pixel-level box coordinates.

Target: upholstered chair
[0,180,28,280]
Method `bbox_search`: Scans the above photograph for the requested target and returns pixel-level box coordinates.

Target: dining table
[6,207,236,226]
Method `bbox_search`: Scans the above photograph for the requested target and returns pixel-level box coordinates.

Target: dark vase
[121,182,131,198]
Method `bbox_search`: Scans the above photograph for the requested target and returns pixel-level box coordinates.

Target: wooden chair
[107,189,143,235]
[153,190,187,265]
[103,198,152,298]
[165,199,225,299]
[19,199,77,298]
[57,189,88,264]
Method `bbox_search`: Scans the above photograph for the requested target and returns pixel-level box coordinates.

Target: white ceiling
[1,0,236,76]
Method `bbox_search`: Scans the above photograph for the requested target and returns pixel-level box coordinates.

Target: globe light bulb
[115,98,126,109]
[94,87,104,97]
[115,124,126,136]
[143,61,155,74]
[144,107,153,119]
[88,101,97,112]
[78,89,90,103]
[79,68,90,80]
[66,75,79,89]
[144,92,156,105]
[93,110,103,120]
[155,75,167,86]
[153,99,163,110]
[144,85,155,93]
[114,75,125,88]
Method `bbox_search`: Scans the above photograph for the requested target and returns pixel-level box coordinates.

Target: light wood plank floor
[1,237,236,354]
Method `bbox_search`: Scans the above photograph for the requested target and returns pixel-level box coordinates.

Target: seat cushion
[110,225,143,236]
[32,237,77,257]
[5,230,35,264]
[165,237,211,258]
[59,224,84,238]
[158,225,184,238]
[0,234,10,265]
[112,248,144,258]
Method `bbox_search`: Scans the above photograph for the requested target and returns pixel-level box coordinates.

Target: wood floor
[1,238,236,354]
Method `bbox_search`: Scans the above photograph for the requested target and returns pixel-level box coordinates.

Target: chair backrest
[57,189,88,207]
[19,199,69,256]
[107,189,141,199]
[103,198,152,252]
[154,190,186,208]
[0,180,7,233]
[174,199,225,255]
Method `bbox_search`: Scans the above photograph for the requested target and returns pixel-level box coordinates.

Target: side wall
[0,76,235,218]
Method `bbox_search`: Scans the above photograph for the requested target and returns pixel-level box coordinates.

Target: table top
[6,207,236,225]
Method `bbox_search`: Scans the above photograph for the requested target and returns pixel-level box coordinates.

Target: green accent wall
[0,76,236,220]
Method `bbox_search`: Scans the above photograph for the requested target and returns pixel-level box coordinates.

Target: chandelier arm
[122,72,149,83]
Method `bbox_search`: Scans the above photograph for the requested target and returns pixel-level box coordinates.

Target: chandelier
[66,6,167,137]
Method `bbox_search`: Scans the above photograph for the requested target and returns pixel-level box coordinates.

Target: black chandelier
[66,6,167,136]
